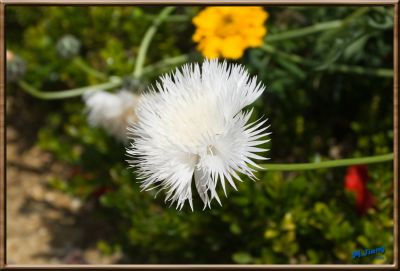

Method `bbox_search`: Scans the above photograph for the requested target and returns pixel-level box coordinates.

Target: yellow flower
[192,7,268,59]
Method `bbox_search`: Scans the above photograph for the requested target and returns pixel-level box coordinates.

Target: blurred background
[6,5,394,264]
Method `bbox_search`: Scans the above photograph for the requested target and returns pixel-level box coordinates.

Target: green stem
[328,64,393,78]
[133,7,175,78]
[262,44,305,64]
[259,153,393,171]
[261,44,393,78]
[18,76,122,100]
[142,54,189,76]
[72,57,108,80]
[266,20,342,43]
[265,7,370,43]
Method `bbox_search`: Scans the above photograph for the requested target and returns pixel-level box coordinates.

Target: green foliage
[6,6,394,264]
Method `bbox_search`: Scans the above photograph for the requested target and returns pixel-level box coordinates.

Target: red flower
[344,165,375,214]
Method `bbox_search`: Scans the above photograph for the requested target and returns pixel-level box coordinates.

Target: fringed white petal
[127,59,270,210]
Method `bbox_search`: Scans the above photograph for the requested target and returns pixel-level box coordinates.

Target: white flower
[127,60,270,210]
[83,90,140,142]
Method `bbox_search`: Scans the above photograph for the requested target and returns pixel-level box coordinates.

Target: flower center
[216,15,236,37]
[207,145,218,156]
[222,15,233,24]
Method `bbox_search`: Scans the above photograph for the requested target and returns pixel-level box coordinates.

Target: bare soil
[6,93,121,264]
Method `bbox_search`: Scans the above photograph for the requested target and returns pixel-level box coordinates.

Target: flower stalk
[259,153,393,171]
[18,76,122,100]
[266,7,370,43]
[261,44,393,78]
[266,20,342,43]
[142,54,189,76]
[133,7,176,78]
[72,57,108,80]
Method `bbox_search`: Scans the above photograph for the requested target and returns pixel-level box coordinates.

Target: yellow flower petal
[221,36,246,59]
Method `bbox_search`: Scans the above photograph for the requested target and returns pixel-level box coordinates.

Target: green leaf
[232,252,253,264]
[275,56,306,79]
[343,34,371,60]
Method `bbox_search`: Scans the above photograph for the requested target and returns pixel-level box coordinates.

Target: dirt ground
[6,94,121,264]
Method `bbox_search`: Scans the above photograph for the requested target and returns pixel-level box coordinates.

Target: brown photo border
[0,0,398,269]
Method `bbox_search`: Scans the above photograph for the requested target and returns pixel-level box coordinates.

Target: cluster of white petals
[83,90,140,142]
[126,60,270,210]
